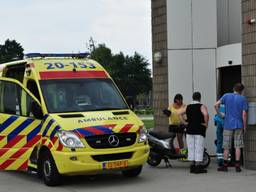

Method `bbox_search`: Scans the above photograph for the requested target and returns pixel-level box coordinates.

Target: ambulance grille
[85,133,137,149]
[91,152,133,162]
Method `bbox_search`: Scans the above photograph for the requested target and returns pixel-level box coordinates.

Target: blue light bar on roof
[25,52,90,58]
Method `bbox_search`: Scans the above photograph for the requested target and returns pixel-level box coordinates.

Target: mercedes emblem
[108,135,119,147]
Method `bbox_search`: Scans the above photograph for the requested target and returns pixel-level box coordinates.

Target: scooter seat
[149,131,175,140]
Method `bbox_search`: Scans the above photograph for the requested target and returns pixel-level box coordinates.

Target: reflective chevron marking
[103,124,116,129]
[17,160,28,170]
[0,114,62,171]
[49,125,61,140]
[76,124,117,137]
[75,124,139,137]
[7,119,34,142]
[0,136,5,141]
[42,119,54,137]
[48,137,58,149]
[56,143,63,151]
[0,135,41,169]
[0,159,14,170]
[76,129,94,137]
[120,124,133,133]
[0,135,24,157]
[27,124,42,142]
[9,135,41,159]
[42,139,47,145]
[0,116,19,133]
[82,127,106,135]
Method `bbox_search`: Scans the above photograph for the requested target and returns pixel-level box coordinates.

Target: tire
[39,151,61,186]
[202,151,211,168]
[147,152,162,166]
[122,166,143,177]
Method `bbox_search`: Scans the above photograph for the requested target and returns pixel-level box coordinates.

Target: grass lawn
[142,119,154,129]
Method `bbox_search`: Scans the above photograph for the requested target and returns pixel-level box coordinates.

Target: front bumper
[52,145,149,175]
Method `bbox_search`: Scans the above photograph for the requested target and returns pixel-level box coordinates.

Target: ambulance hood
[48,110,143,137]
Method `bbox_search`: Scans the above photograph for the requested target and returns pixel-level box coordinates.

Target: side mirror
[31,101,44,119]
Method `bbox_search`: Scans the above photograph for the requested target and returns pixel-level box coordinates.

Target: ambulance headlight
[58,131,84,148]
[139,126,148,143]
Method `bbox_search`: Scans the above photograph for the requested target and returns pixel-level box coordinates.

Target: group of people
[167,83,248,174]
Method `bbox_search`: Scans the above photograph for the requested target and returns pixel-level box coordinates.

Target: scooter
[147,127,211,168]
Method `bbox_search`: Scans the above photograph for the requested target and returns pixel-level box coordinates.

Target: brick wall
[242,0,256,169]
[151,0,169,132]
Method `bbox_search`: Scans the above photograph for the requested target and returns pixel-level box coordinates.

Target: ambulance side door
[0,78,43,171]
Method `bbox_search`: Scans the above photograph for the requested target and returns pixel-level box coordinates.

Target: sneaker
[235,166,242,172]
[180,149,188,161]
[218,166,228,172]
[180,149,188,154]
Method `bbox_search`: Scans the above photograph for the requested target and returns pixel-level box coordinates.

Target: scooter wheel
[202,151,211,168]
[147,152,161,166]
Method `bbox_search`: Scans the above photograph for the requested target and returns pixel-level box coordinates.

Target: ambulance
[0,53,149,186]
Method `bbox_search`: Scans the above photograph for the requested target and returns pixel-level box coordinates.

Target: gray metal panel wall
[217,0,241,46]
[167,0,192,49]
[192,0,217,48]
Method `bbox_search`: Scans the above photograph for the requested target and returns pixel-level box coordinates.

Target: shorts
[223,129,244,149]
[168,125,185,133]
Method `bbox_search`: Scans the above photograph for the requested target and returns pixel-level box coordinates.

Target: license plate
[102,160,128,170]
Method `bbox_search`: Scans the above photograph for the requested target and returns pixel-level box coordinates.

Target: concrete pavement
[0,160,255,192]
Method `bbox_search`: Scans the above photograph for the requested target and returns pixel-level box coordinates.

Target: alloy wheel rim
[43,160,52,178]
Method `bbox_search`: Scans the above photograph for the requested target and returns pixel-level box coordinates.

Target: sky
[0,0,152,66]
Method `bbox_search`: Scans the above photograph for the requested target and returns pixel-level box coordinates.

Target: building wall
[242,0,256,170]
[151,0,169,132]
[167,0,217,154]
[152,0,256,168]
[217,0,242,46]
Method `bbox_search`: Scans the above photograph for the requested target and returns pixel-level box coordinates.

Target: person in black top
[179,92,209,174]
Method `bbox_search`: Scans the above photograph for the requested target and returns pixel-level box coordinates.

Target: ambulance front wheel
[39,150,61,186]
[122,165,143,177]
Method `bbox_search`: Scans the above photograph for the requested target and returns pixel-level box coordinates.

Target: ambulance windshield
[40,78,128,113]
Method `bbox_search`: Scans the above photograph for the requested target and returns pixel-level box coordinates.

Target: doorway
[218,65,241,98]
[217,64,242,164]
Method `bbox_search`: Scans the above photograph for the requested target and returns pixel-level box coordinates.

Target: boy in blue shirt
[214,83,248,172]
[214,104,225,167]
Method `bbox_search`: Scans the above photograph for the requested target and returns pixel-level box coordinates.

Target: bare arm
[242,110,247,133]
[214,100,224,118]
[214,100,221,114]
[179,106,187,125]
[201,105,209,128]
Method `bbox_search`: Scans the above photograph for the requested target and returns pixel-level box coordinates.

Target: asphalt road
[0,160,256,192]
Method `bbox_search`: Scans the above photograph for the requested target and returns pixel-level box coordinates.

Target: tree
[122,52,152,99]
[90,44,113,73]
[0,39,24,63]
[90,43,152,104]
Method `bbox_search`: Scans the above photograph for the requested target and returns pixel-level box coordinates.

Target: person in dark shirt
[180,92,209,174]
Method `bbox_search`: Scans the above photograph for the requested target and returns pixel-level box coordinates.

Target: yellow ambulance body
[0,53,149,186]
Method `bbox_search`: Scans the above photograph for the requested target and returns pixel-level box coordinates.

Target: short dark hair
[233,83,244,93]
[174,94,183,103]
[192,92,201,101]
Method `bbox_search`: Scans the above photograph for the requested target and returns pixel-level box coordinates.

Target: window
[5,64,26,83]
[27,79,41,102]
[0,80,36,117]
[40,78,128,113]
